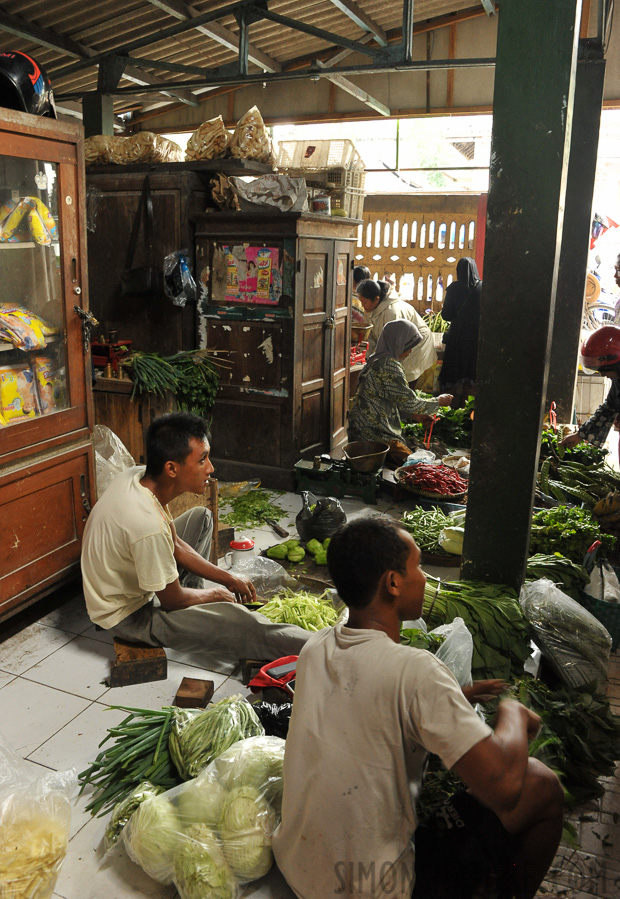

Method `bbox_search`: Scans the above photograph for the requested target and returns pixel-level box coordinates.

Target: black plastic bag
[252,700,293,738]
[295,491,347,543]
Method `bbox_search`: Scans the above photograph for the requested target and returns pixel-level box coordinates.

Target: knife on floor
[263,517,289,538]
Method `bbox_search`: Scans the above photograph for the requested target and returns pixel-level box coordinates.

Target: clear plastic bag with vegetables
[519,578,612,691]
[0,731,76,899]
[122,735,285,898]
[169,695,264,781]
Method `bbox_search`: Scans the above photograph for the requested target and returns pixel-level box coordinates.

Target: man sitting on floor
[272,516,564,899]
[81,411,309,674]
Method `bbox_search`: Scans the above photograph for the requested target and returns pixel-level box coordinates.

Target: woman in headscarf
[356,278,437,386]
[439,257,482,407]
[348,319,453,467]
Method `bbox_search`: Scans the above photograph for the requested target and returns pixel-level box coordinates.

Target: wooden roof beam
[147,0,281,72]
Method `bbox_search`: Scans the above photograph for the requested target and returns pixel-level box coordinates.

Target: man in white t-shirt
[81,412,309,674]
[272,517,563,899]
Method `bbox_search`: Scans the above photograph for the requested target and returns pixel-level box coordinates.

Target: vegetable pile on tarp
[520,579,612,691]
[219,488,287,528]
[169,695,264,781]
[538,452,620,510]
[422,578,531,681]
[259,588,343,630]
[525,552,590,601]
[123,735,284,898]
[0,732,76,899]
[401,507,465,556]
[529,505,616,564]
[402,396,475,449]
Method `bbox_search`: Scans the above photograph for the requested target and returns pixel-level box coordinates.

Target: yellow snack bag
[0,364,38,420]
[32,355,58,414]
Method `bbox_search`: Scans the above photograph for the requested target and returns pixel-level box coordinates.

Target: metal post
[461,0,582,588]
[546,52,606,422]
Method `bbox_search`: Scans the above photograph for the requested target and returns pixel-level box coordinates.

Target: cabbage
[176,773,227,828]
[122,794,181,883]
[103,780,163,850]
[216,736,285,811]
[219,786,276,880]
[173,824,239,899]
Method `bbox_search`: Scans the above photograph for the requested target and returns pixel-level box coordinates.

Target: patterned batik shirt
[348,356,440,445]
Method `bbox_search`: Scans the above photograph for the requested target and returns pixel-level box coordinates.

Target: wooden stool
[110,638,167,687]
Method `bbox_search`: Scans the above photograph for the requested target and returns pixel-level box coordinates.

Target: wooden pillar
[546,52,606,421]
[461,0,582,588]
[82,93,114,137]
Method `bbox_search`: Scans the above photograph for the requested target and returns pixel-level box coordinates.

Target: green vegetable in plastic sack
[438,526,464,556]
[169,696,264,781]
[219,786,276,881]
[216,737,285,810]
[173,823,238,899]
[266,543,288,560]
[176,773,228,828]
[104,780,164,851]
[305,538,323,557]
[287,546,305,563]
[123,794,181,883]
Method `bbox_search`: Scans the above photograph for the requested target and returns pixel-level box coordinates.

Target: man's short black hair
[145,412,210,478]
[326,517,412,608]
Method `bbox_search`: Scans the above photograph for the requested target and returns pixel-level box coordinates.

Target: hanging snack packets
[0,304,57,351]
[0,197,58,245]
[0,364,39,421]
[185,116,230,162]
[229,106,276,165]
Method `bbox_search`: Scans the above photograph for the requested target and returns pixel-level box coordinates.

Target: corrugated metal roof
[0,1,493,123]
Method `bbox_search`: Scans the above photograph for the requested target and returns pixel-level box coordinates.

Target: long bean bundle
[169,695,264,781]
[401,507,453,554]
[259,589,339,631]
[78,706,180,817]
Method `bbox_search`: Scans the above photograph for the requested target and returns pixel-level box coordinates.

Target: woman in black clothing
[439,256,482,408]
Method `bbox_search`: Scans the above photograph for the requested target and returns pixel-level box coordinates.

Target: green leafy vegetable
[123,794,181,883]
[219,786,276,881]
[529,505,616,564]
[259,589,339,630]
[219,488,287,528]
[104,780,164,850]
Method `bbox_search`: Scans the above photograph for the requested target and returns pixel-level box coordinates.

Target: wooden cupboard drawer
[0,444,93,621]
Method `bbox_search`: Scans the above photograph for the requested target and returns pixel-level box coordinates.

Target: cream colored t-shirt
[81,467,178,628]
[272,625,492,899]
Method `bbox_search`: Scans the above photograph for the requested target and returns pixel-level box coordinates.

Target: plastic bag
[251,701,293,738]
[0,731,76,899]
[295,491,347,543]
[433,617,474,687]
[92,424,136,498]
[229,106,275,164]
[227,554,298,595]
[519,578,612,690]
[229,174,308,213]
[163,249,197,307]
[185,116,230,162]
[122,735,285,897]
[583,560,620,604]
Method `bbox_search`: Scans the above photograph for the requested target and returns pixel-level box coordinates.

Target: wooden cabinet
[0,110,94,622]
[194,211,359,488]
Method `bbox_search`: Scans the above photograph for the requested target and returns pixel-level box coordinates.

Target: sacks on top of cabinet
[84,132,183,166]
[185,115,230,162]
[229,106,276,165]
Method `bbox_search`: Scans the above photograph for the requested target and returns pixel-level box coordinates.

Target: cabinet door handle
[325,315,335,330]
[80,474,92,515]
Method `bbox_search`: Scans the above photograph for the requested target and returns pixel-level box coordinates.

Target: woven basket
[394,466,467,502]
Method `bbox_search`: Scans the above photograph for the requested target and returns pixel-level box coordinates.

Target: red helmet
[581,326,620,372]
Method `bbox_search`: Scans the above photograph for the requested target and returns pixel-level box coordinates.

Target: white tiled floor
[0,483,618,898]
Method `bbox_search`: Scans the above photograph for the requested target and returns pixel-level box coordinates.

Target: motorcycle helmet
[581,326,620,374]
[0,51,56,118]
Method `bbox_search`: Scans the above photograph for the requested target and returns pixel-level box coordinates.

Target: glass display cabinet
[0,109,94,622]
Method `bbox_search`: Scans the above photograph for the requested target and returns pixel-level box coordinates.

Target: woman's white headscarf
[360,318,422,376]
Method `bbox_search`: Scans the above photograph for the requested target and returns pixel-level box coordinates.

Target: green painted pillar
[461,0,582,588]
[546,53,606,422]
